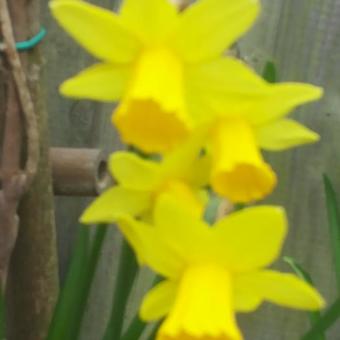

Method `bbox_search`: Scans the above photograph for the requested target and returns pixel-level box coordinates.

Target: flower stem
[147,321,161,340]
[120,315,145,340]
[121,275,162,340]
[47,224,108,340]
[103,239,138,340]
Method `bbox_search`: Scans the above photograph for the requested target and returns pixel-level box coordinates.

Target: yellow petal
[80,186,151,224]
[60,63,130,101]
[173,0,259,63]
[256,118,320,151]
[120,0,178,43]
[184,154,212,188]
[210,118,277,203]
[50,0,140,63]
[117,215,184,278]
[161,126,209,180]
[140,280,178,321]
[186,58,322,126]
[109,152,162,190]
[212,206,287,272]
[233,283,263,312]
[249,83,323,125]
[236,270,325,311]
[113,48,191,153]
[153,194,210,262]
[158,181,206,218]
[158,264,242,340]
[185,57,268,126]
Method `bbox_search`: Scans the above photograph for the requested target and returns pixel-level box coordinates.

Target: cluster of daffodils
[51,0,325,339]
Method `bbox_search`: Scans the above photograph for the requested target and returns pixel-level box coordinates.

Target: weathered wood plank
[239,0,340,339]
[42,1,123,338]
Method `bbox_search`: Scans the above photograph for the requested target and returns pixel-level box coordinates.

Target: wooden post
[0,1,59,339]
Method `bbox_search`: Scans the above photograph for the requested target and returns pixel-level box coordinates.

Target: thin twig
[0,0,39,188]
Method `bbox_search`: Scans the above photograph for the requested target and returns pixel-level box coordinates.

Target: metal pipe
[50,147,112,196]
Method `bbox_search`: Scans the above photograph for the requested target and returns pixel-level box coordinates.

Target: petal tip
[310,131,321,143]
[305,288,326,311]
[59,80,71,96]
[313,85,324,100]
[79,210,93,224]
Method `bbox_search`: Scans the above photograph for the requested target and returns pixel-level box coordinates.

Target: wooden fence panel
[239,1,340,339]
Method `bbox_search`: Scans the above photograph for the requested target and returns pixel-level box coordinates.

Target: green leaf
[284,256,314,284]
[121,275,162,340]
[0,289,5,339]
[302,298,340,340]
[47,224,108,340]
[147,321,161,340]
[323,174,340,292]
[262,61,277,83]
[284,257,325,340]
[103,239,138,340]
[121,315,145,340]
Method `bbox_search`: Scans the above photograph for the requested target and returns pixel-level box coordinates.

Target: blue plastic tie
[16,27,47,51]
[0,27,46,52]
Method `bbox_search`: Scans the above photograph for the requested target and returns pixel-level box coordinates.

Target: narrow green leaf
[323,174,340,292]
[121,275,162,340]
[47,224,108,340]
[121,315,145,340]
[0,289,5,339]
[302,298,340,340]
[284,256,314,284]
[147,321,161,340]
[262,61,277,83]
[284,257,325,340]
[47,225,90,340]
[103,239,138,340]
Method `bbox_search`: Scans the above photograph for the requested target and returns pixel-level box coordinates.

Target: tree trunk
[0,1,59,339]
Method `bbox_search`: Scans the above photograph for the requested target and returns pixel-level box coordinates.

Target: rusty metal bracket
[50,148,112,196]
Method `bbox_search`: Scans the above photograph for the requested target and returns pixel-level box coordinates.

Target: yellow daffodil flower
[117,195,325,340]
[50,0,260,153]
[50,0,322,202]
[186,58,323,203]
[80,130,210,224]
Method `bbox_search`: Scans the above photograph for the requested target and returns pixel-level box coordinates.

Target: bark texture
[0,1,59,339]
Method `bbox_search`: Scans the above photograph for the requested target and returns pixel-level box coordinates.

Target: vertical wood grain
[239,1,340,339]
[42,1,123,338]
